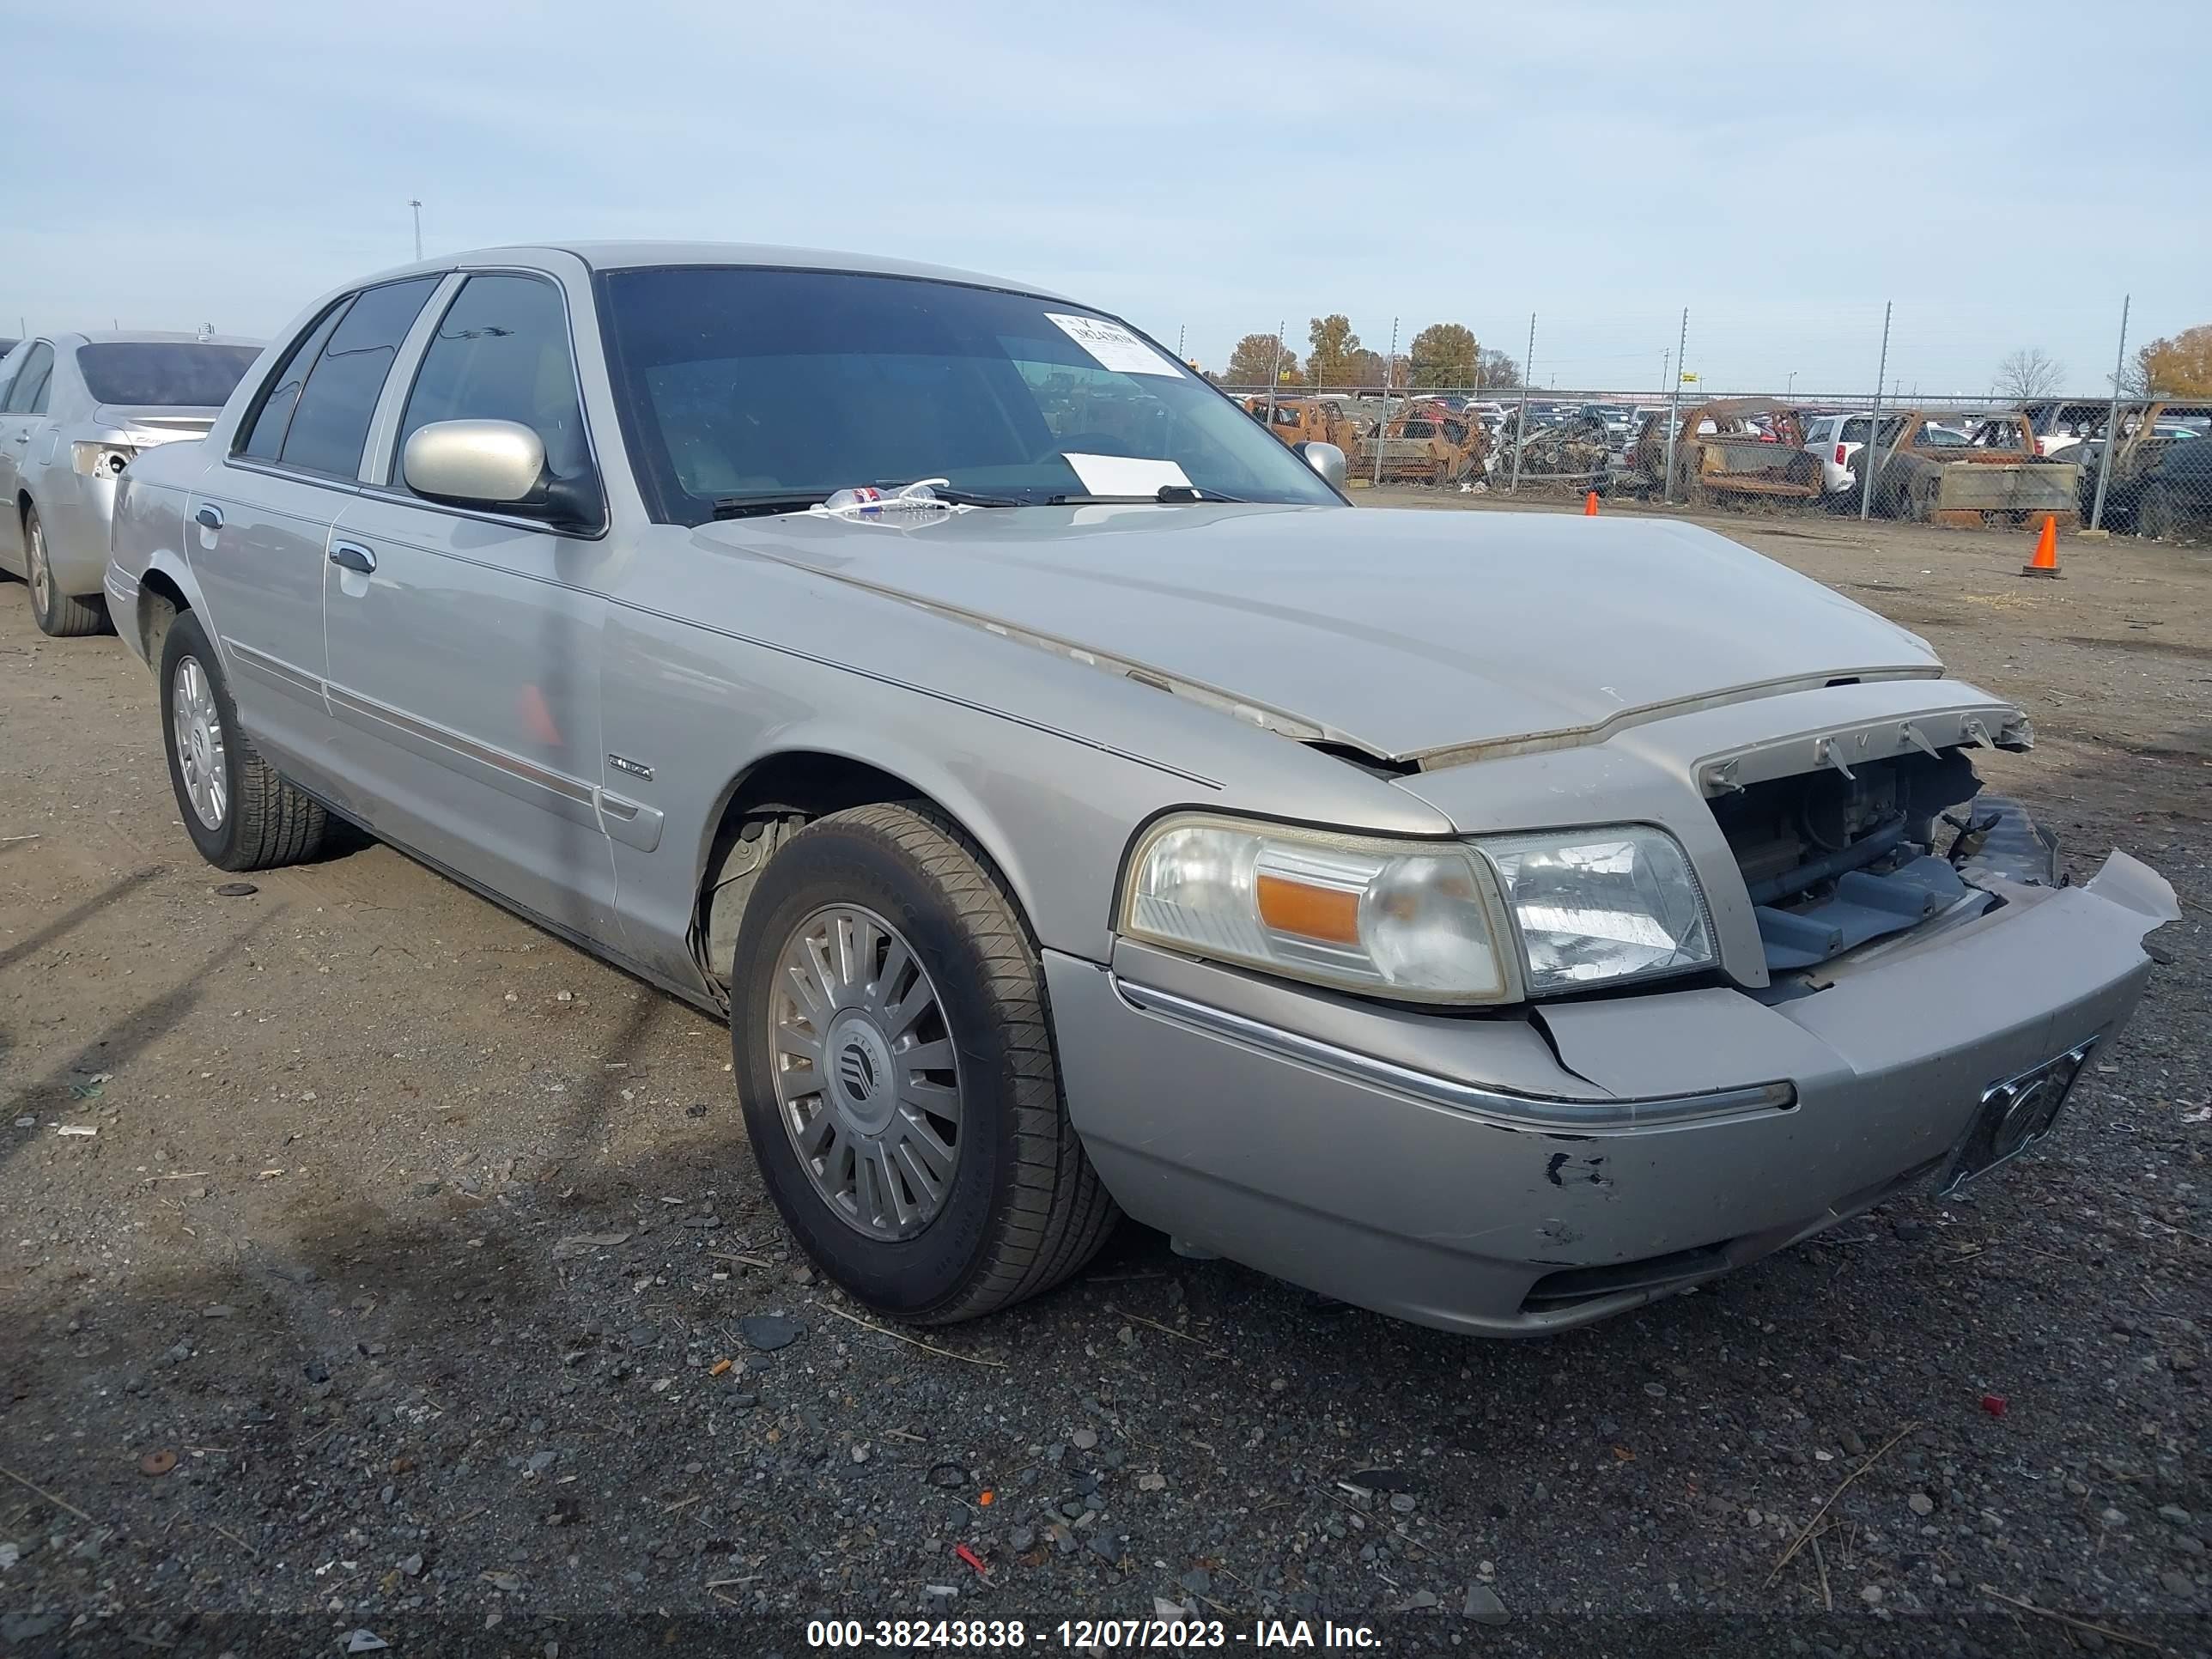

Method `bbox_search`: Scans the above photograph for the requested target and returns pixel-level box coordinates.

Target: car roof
[345,240,1073,303]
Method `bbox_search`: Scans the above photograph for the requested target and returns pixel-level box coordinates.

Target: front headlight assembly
[1478,826,1715,994]
[1120,815,1715,1004]
[1121,817,1515,1002]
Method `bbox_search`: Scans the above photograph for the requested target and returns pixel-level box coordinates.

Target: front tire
[732,803,1118,1323]
[24,506,106,637]
[159,610,329,871]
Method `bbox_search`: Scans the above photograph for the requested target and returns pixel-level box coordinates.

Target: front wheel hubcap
[769,903,962,1241]
[172,655,228,829]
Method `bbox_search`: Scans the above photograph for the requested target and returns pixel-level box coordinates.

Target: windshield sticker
[1046,313,1183,378]
[1061,453,1192,497]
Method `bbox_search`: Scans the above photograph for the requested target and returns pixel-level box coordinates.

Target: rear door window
[276,278,440,478]
[3,343,54,415]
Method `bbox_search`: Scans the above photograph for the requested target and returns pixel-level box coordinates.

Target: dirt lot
[1,506,2206,1657]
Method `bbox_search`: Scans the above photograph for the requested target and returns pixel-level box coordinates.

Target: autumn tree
[1306,315,1363,388]
[1224,331,1300,386]
[2136,325,2212,396]
[1992,347,2064,401]
[1409,322,1479,388]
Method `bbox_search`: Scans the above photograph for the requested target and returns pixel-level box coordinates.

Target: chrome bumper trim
[1110,977,1796,1133]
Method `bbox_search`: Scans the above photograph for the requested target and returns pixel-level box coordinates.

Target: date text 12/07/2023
[805,1617,1386,1649]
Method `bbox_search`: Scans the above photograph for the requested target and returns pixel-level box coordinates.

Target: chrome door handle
[193,504,223,530]
[329,542,377,574]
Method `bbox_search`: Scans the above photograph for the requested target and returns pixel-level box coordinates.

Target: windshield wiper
[921,486,1023,507]
[710,493,831,520]
[1047,484,1249,506]
[709,483,1024,519]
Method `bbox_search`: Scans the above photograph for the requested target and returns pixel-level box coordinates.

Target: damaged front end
[1677,694,2131,982]
[1707,746,2057,975]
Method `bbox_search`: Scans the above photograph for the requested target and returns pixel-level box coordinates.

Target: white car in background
[1802,412,1874,495]
[1802,413,1968,496]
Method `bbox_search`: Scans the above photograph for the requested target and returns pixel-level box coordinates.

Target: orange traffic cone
[1583,491,1600,517]
[2020,514,2061,579]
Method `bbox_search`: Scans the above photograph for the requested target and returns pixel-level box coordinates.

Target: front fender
[696,713,1116,967]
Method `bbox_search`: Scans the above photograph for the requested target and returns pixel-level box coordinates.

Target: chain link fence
[1200,302,2209,539]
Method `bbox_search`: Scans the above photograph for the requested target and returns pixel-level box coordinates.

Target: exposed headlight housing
[1120,815,1515,1003]
[72,441,138,478]
[1477,825,1715,993]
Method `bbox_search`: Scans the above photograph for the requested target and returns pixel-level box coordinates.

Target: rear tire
[732,803,1118,1323]
[24,506,106,637]
[159,610,329,872]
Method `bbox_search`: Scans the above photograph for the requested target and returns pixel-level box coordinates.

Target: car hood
[702,503,1942,763]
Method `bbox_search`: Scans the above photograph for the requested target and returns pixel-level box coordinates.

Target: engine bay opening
[1711,749,2056,975]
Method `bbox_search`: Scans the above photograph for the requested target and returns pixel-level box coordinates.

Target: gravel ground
[1,507,2206,1658]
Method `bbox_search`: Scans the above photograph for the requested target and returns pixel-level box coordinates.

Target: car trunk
[94,404,222,444]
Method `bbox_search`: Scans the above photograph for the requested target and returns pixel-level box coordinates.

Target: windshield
[76,343,259,408]
[597,267,1343,523]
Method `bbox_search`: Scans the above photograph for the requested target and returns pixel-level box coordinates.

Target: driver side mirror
[1297,441,1346,490]
[403,418,603,529]
[404,418,544,504]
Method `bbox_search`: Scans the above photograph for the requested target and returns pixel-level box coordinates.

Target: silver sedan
[104,244,2176,1334]
[0,331,260,635]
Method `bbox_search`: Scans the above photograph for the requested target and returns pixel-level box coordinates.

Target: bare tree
[1992,347,2064,402]
[1475,348,1522,390]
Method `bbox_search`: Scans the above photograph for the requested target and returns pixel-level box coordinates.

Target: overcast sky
[9,2,2207,398]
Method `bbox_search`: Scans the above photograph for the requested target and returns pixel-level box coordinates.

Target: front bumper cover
[1049,851,2174,1335]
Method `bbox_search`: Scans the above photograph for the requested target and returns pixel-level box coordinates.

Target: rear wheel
[159,610,329,871]
[23,506,106,637]
[732,803,1118,1323]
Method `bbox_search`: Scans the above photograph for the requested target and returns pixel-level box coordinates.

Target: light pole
[409,199,422,261]
[1786,370,1797,398]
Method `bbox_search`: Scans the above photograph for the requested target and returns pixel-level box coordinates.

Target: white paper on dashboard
[1046,313,1184,377]
[1060,453,1193,497]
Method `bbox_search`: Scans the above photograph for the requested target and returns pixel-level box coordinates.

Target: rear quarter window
[239,304,349,462]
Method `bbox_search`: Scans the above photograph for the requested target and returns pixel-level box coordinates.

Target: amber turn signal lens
[1255,873,1360,944]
